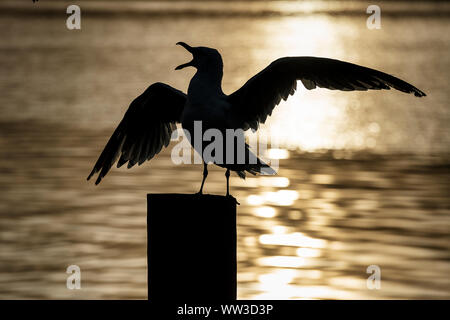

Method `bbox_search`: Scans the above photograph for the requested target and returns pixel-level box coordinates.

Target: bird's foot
[226,194,240,205]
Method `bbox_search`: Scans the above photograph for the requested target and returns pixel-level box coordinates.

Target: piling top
[147,193,239,205]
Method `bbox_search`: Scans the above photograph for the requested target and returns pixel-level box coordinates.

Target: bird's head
[175,42,223,72]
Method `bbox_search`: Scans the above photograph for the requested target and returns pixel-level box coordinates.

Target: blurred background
[0,0,449,299]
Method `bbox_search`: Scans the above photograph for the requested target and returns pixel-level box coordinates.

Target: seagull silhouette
[87,42,426,196]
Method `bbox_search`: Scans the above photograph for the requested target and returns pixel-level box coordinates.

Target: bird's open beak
[175,42,195,70]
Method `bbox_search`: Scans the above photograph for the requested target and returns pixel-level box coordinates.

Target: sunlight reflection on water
[0,2,449,300]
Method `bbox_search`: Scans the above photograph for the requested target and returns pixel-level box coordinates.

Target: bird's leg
[225,169,239,204]
[225,168,230,196]
[198,162,208,194]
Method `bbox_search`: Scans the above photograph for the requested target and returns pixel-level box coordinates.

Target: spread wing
[87,82,186,185]
[227,56,426,131]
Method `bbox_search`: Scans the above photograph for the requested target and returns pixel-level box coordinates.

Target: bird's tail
[236,146,276,179]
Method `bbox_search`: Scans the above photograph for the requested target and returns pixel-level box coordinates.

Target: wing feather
[87,82,186,184]
[228,56,426,131]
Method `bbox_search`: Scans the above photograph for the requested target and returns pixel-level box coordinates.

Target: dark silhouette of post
[147,194,237,300]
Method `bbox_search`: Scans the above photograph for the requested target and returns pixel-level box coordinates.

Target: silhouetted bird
[87,42,426,195]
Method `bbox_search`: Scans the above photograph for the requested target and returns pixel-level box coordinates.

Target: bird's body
[87,42,425,195]
[180,48,272,184]
[181,49,235,133]
[182,75,229,131]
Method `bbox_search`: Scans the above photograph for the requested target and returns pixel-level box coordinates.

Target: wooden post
[147,194,237,301]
